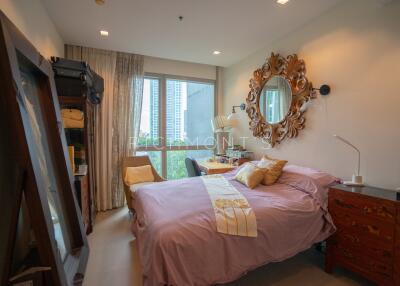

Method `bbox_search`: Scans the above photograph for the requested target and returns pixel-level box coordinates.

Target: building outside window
[138,75,215,179]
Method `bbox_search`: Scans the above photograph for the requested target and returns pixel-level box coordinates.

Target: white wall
[144,55,216,80]
[0,0,64,58]
[222,0,400,189]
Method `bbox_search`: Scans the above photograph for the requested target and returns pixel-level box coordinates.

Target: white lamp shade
[227,112,240,127]
[212,115,231,132]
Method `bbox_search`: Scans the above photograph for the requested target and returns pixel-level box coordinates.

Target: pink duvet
[132,168,336,286]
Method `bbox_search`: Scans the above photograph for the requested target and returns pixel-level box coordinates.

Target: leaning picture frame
[0,10,89,286]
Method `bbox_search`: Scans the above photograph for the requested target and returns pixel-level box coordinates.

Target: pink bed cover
[132,167,336,286]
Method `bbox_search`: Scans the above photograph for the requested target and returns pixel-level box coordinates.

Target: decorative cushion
[124,165,154,185]
[257,156,288,186]
[234,163,266,189]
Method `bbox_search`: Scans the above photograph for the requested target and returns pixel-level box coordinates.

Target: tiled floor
[83,207,372,286]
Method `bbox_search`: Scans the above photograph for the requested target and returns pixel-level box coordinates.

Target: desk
[196,161,236,175]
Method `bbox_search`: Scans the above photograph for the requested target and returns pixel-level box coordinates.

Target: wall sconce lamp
[313,84,331,96]
[227,103,246,121]
[301,84,331,112]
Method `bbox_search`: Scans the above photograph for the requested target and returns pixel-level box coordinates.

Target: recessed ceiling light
[100,30,109,36]
[213,50,221,55]
[95,0,105,5]
[277,0,290,4]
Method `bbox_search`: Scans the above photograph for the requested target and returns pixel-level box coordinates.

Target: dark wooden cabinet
[326,185,400,285]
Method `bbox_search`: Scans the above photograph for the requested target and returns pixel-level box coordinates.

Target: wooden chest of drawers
[326,185,400,285]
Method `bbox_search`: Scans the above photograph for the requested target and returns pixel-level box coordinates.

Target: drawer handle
[343,250,354,259]
[383,251,392,258]
[368,261,390,275]
[344,234,360,243]
[363,206,372,214]
[377,207,394,219]
[334,199,353,209]
[366,225,380,235]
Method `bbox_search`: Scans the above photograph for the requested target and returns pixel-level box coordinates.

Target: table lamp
[211,115,232,155]
[333,134,363,186]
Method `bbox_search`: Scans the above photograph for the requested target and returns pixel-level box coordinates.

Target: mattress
[132,167,336,286]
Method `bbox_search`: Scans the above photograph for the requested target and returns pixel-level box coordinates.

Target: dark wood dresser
[326,184,400,285]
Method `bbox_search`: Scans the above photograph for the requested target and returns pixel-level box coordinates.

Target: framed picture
[0,10,89,286]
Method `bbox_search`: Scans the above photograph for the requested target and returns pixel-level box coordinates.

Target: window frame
[137,73,217,178]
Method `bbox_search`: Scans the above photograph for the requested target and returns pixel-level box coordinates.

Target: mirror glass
[18,53,70,262]
[259,76,292,124]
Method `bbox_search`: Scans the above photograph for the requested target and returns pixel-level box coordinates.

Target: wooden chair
[121,156,165,212]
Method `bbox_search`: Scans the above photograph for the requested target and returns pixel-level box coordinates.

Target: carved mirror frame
[246,53,316,147]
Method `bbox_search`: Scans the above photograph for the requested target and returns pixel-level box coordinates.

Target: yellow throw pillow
[257,156,288,185]
[124,165,155,185]
[234,163,266,189]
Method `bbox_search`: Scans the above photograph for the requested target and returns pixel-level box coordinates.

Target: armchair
[122,156,165,212]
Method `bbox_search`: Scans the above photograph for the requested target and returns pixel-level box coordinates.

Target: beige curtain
[111,53,144,207]
[65,45,144,211]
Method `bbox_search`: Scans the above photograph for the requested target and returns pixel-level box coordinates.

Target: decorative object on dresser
[0,10,89,286]
[212,145,251,166]
[224,145,253,165]
[51,57,104,235]
[225,147,253,159]
[333,134,363,186]
[246,52,326,147]
[326,184,400,285]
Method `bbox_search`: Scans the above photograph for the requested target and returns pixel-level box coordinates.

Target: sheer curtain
[65,45,144,211]
[111,53,144,207]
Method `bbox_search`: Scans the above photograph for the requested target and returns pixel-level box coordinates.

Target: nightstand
[326,184,400,285]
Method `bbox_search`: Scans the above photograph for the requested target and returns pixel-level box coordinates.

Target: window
[166,79,215,146]
[138,75,215,179]
[139,78,160,146]
[167,150,213,180]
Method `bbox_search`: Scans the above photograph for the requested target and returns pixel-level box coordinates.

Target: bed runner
[201,175,257,237]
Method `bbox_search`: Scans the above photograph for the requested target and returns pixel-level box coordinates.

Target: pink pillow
[283,165,339,187]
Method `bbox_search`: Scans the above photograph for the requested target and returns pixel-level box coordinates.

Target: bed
[132,164,337,286]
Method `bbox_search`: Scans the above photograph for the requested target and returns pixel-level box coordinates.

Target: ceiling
[42,0,343,67]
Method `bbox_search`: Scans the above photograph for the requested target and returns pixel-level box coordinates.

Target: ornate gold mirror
[246,53,316,147]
